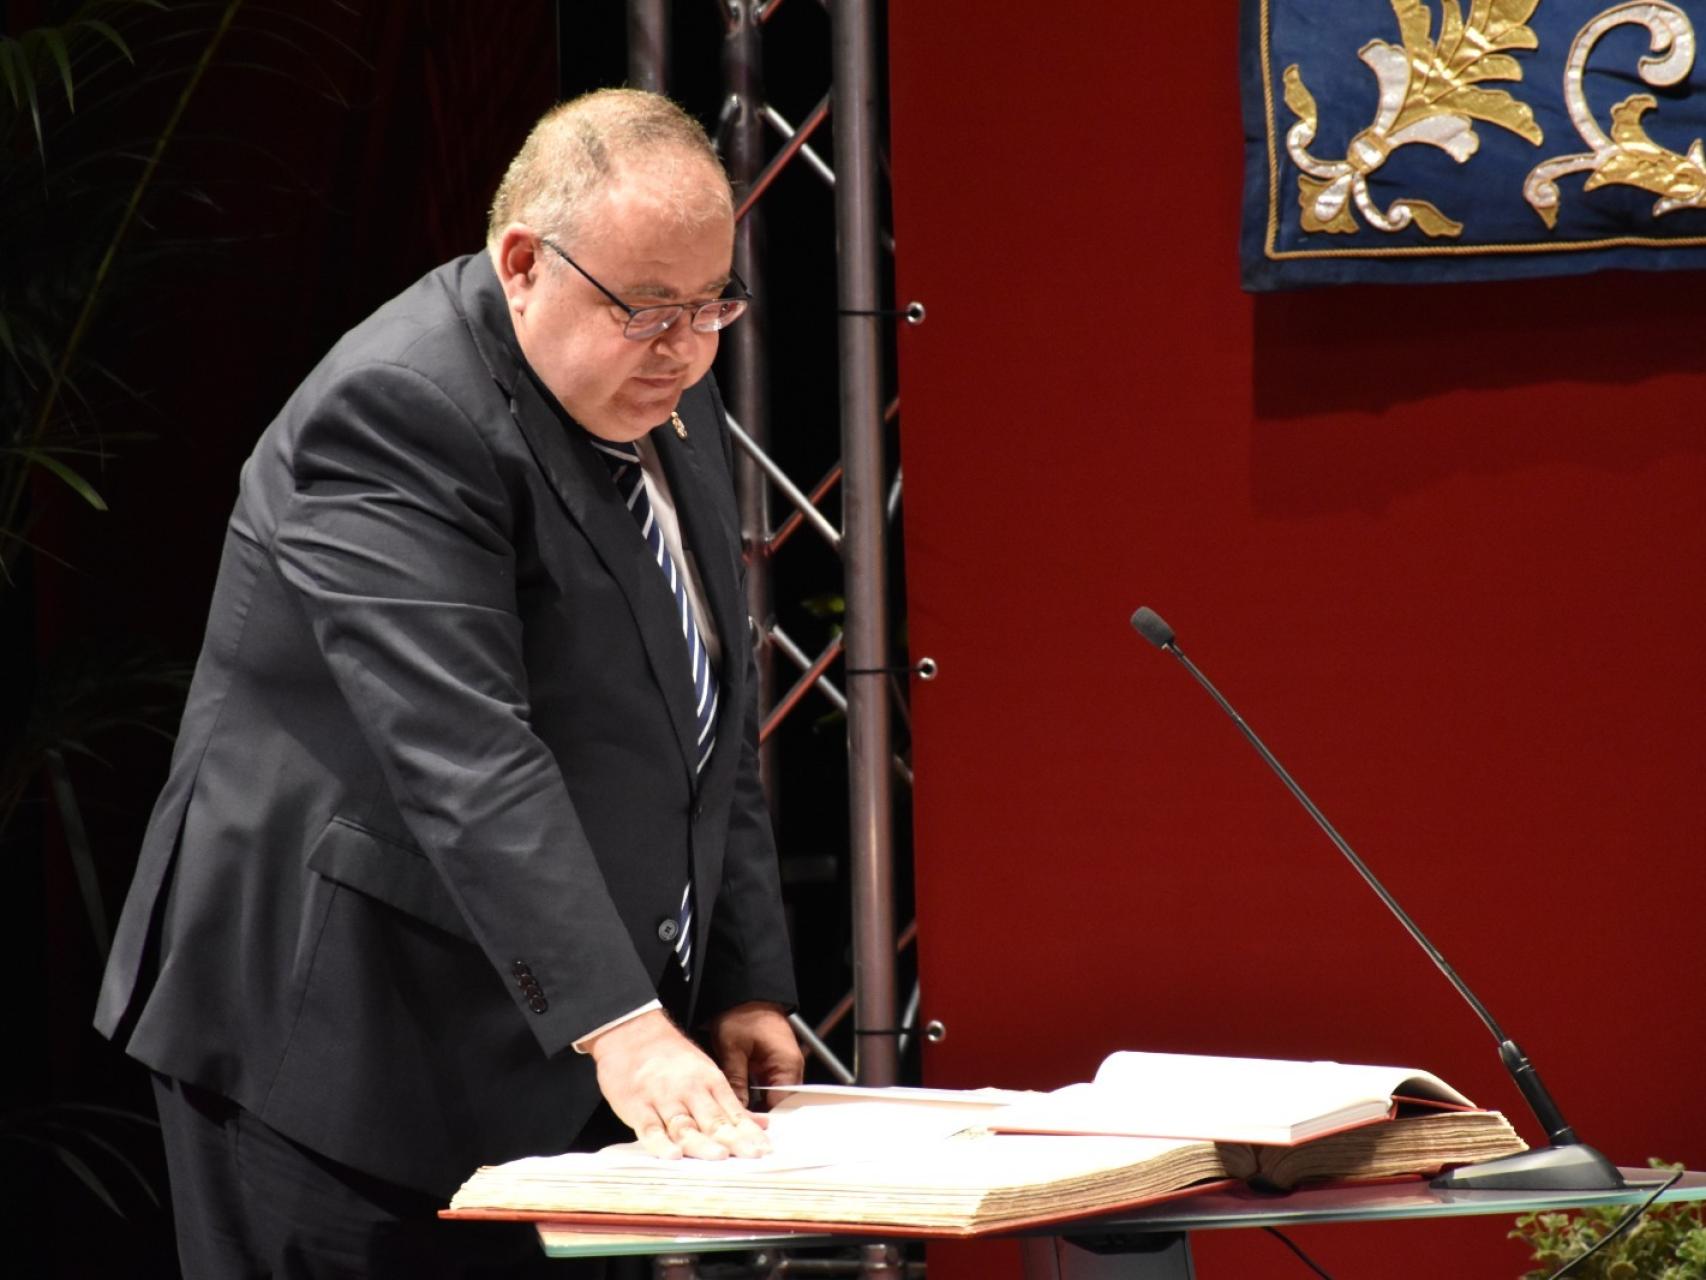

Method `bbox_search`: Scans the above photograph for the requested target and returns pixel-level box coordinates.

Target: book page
[992,1051,1474,1145]
[1093,1052,1467,1104]
[504,1088,1028,1178]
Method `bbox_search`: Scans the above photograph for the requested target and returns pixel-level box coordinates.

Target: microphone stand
[1131,607,1623,1191]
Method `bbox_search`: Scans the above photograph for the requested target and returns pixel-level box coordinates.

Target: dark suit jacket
[94,253,797,1197]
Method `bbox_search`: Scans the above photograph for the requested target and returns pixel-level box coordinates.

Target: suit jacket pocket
[306,817,476,942]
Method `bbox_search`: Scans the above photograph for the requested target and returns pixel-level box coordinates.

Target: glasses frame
[539,237,750,342]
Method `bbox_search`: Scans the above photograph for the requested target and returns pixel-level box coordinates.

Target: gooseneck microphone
[1130,606,1623,1191]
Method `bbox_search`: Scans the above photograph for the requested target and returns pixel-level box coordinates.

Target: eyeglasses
[540,237,750,342]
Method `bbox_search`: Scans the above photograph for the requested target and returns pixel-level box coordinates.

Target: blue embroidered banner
[1241,0,1706,289]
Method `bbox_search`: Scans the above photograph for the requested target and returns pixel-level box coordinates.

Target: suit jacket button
[528,996,549,1014]
[656,918,680,943]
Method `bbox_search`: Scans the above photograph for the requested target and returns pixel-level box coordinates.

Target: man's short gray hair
[486,88,732,253]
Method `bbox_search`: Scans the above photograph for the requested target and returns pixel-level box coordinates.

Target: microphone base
[1431,1143,1625,1192]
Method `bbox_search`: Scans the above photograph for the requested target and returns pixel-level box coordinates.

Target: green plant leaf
[0,1101,165,1218]
[77,19,136,65]
[45,1103,160,1128]
[1511,1160,1705,1275]
[801,593,847,619]
[14,448,109,510]
[50,1144,126,1219]
[40,28,77,111]
[46,749,111,960]
[40,1116,159,1207]
[0,37,46,151]
[0,38,24,109]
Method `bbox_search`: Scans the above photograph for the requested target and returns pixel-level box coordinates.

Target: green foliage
[0,2,225,1226]
[0,640,193,954]
[1511,1161,1705,1279]
[0,0,189,577]
[0,1103,161,1219]
[0,0,348,1241]
[0,0,223,952]
[0,2,147,153]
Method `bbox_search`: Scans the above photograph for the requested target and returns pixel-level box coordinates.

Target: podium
[528,1168,1706,1278]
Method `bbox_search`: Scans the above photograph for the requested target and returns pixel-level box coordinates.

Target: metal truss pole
[830,0,897,1092]
[620,0,912,1099]
[721,2,779,813]
[627,0,670,91]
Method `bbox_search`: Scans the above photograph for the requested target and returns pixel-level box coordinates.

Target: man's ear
[495,225,541,312]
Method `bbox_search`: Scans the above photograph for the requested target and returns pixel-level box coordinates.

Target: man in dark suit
[94,89,803,1277]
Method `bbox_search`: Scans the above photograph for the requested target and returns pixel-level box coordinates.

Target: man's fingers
[678,1127,732,1160]
[697,1108,771,1159]
[714,1118,771,1159]
[703,1078,752,1129]
[635,1120,683,1161]
[681,1086,772,1160]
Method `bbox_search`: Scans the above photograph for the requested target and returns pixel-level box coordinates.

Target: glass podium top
[1090,1168,1706,1234]
[532,1169,1706,1258]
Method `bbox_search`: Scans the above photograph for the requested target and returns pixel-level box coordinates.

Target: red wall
[888,6,1706,1278]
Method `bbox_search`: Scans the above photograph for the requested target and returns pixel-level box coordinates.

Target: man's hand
[584,1009,772,1160]
[708,1002,804,1109]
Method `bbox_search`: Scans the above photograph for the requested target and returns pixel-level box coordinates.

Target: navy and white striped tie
[590,435,715,978]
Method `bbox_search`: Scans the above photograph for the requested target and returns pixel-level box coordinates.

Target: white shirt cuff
[572,1000,663,1054]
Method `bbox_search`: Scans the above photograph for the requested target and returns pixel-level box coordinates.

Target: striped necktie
[588,434,716,978]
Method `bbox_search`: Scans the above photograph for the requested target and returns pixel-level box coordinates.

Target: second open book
[988,1048,1480,1145]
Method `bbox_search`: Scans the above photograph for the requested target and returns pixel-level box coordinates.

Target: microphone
[1129,606,1623,1191]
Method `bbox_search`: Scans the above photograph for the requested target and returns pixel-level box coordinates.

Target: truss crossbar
[727,411,842,550]
[735,91,831,223]
[769,462,843,555]
[760,632,844,743]
[762,104,836,185]
[769,623,848,714]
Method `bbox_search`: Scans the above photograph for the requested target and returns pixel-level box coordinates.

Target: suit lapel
[523,377,705,783]
[458,255,703,783]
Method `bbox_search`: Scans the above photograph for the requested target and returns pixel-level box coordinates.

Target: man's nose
[655,314,706,358]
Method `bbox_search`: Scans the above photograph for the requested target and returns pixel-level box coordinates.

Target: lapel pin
[671,411,688,439]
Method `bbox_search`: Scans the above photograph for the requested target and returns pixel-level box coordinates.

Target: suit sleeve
[692,377,799,1019]
[270,359,657,1054]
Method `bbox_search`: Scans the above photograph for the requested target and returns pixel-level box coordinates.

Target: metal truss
[624,0,918,1119]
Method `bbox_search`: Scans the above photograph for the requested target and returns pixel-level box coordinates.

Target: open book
[443,1056,1527,1236]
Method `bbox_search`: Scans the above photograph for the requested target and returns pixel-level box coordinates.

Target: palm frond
[45,748,110,958]
[10,447,109,509]
[0,1102,164,1219]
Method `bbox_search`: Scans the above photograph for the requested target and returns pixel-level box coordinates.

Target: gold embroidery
[1524,3,1705,228]
[1284,1,1544,238]
[1258,0,1706,262]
